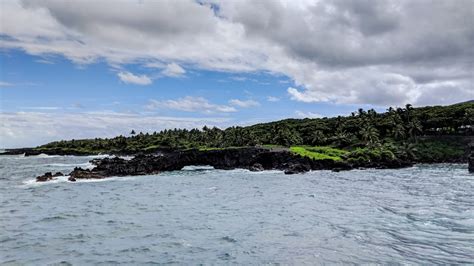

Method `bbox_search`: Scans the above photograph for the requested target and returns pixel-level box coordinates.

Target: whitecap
[21,175,70,187]
[182,165,215,171]
[46,162,94,169]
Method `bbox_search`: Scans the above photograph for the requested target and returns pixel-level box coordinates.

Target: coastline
[35,147,415,182]
[3,139,472,183]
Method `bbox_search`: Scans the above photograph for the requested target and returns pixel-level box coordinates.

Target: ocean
[1,154,473,264]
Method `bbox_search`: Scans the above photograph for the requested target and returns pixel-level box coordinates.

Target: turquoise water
[1,155,473,264]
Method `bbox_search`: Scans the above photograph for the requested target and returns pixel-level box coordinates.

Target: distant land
[3,102,473,169]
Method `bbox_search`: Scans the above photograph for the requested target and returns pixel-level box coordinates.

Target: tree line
[38,102,473,154]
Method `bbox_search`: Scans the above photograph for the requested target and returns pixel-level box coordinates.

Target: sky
[0,0,473,148]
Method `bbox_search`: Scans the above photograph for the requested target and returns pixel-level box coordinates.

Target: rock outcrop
[36,172,63,182]
[35,147,413,182]
[62,148,347,181]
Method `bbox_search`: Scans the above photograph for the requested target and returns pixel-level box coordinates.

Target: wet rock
[36,172,64,182]
[284,163,311,174]
[469,143,474,173]
[469,157,474,173]
[69,167,107,180]
[249,163,264,172]
[36,172,54,182]
[34,147,420,182]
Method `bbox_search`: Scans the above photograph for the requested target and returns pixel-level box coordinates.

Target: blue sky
[0,49,366,148]
[1,0,472,148]
[1,49,359,119]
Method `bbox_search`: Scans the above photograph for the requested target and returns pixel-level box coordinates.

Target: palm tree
[333,130,351,147]
[360,125,379,146]
[311,130,326,146]
[392,124,406,140]
[367,109,377,119]
[407,119,423,141]
[405,103,413,123]
[397,142,417,160]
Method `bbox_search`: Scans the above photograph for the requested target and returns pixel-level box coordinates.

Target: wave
[20,174,144,188]
[182,165,215,171]
[46,162,94,169]
[22,175,70,187]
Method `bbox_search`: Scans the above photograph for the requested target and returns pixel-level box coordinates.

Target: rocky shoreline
[35,147,413,182]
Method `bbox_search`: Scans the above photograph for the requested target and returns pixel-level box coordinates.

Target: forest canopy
[37,102,473,158]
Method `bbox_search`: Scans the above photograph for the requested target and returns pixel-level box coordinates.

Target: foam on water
[21,175,71,187]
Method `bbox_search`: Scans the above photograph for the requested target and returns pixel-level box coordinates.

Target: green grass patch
[290,146,348,161]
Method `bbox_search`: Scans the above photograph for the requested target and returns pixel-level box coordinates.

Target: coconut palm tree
[360,125,379,146]
[311,130,326,146]
[407,119,423,142]
[397,142,417,160]
[392,124,406,140]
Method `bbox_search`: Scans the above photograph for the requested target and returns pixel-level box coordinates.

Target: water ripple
[0,157,473,264]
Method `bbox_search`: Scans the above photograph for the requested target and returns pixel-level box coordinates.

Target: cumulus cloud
[228,99,260,108]
[266,96,280,102]
[1,0,473,106]
[294,110,323,119]
[117,71,152,85]
[0,111,230,148]
[161,62,186,77]
[147,96,237,114]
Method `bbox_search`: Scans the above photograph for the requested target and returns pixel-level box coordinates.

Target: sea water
[0,155,473,264]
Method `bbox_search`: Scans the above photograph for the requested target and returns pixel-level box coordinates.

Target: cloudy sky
[1,0,473,148]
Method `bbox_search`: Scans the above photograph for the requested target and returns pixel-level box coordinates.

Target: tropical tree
[360,125,380,146]
[311,130,326,145]
[397,142,417,160]
[407,119,423,141]
[392,124,406,140]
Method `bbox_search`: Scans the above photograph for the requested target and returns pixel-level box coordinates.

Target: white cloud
[23,106,61,110]
[0,81,14,87]
[266,96,280,102]
[230,76,247,81]
[162,63,186,77]
[147,96,237,113]
[294,110,323,119]
[0,0,472,106]
[0,111,230,148]
[228,99,260,108]
[117,71,152,85]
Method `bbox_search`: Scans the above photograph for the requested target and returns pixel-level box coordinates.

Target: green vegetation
[413,138,466,162]
[345,145,397,165]
[290,146,348,161]
[35,102,473,162]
